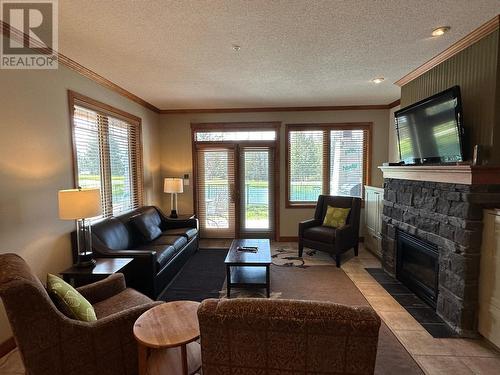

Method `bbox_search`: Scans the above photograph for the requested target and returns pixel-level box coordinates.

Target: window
[286,123,371,206]
[69,91,143,218]
[195,130,276,141]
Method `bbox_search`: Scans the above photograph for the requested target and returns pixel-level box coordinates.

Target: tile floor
[342,245,500,375]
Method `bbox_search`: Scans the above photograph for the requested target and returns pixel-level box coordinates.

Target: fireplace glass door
[396,231,439,308]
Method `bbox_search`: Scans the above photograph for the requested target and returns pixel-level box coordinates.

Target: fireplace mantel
[379,165,500,185]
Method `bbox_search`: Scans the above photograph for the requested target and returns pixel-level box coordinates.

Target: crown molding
[387,99,401,108]
[395,15,500,87]
[159,102,399,114]
[0,21,160,113]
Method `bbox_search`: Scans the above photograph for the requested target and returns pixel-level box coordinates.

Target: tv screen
[395,86,464,165]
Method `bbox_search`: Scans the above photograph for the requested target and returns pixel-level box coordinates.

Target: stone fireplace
[379,166,500,337]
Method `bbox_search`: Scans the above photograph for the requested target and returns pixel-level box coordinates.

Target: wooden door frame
[191,122,281,240]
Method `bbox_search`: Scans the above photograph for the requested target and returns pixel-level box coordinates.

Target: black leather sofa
[91,206,198,299]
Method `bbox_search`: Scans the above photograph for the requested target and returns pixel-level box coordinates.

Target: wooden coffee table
[225,239,272,298]
[133,301,201,375]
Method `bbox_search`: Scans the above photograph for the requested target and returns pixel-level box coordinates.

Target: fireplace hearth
[396,231,439,309]
[381,178,500,336]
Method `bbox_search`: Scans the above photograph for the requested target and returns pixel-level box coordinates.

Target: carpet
[271,242,335,267]
[270,264,424,374]
[158,249,228,302]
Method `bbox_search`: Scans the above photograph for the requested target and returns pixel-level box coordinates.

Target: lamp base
[169,210,178,218]
[76,252,96,268]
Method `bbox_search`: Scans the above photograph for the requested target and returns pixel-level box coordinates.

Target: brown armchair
[0,253,161,375]
[299,195,362,267]
[198,298,381,374]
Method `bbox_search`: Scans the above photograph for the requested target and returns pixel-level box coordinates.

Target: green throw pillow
[47,274,97,322]
[323,206,351,228]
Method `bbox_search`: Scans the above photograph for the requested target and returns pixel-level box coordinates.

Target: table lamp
[58,187,102,268]
[164,178,183,218]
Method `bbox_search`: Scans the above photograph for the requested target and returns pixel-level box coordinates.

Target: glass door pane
[196,147,236,238]
[240,147,273,235]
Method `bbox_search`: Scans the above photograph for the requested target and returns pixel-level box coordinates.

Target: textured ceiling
[58,1,500,110]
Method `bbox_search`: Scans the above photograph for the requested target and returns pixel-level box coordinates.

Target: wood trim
[388,99,401,108]
[191,122,281,131]
[379,165,500,185]
[163,103,396,114]
[0,337,16,358]
[395,15,500,87]
[67,90,145,210]
[0,21,160,113]
[285,123,373,208]
[69,90,142,124]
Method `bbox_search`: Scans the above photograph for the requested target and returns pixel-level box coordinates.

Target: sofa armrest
[92,301,163,327]
[299,218,321,237]
[77,273,126,305]
[94,249,157,299]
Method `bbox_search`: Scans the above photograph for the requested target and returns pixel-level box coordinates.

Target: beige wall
[159,110,390,238]
[0,60,161,342]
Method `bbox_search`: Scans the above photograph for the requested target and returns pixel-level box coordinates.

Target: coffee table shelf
[225,239,271,298]
[229,266,268,286]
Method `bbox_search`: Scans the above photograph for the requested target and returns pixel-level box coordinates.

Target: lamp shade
[164,178,184,193]
[58,188,102,220]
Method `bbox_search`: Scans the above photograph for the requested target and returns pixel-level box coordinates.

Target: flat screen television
[395,86,464,165]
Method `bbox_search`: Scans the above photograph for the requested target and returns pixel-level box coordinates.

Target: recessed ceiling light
[432,26,450,37]
[371,77,385,84]
[232,44,241,52]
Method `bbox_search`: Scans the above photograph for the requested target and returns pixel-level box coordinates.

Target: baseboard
[0,337,16,358]
[277,236,298,242]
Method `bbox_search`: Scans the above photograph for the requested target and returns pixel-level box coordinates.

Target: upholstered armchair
[198,298,381,374]
[0,253,161,375]
[299,195,362,267]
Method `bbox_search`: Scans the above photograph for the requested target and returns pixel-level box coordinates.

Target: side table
[59,257,133,287]
[133,301,201,375]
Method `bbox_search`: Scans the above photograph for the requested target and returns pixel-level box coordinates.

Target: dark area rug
[365,267,456,338]
[158,249,228,302]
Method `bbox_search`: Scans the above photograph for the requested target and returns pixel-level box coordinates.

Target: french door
[195,143,276,239]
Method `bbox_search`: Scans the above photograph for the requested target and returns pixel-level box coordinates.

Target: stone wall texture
[381,178,500,336]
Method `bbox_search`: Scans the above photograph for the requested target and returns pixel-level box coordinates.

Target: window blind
[330,129,367,198]
[239,146,274,233]
[287,125,370,205]
[288,130,326,203]
[196,147,236,238]
[72,102,143,218]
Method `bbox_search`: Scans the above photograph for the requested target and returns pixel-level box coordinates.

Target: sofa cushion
[136,244,178,269]
[161,227,198,240]
[132,209,163,242]
[92,218,131,250]
[93,288,153,319]
[303,226,336,243]
[152,235,188,251]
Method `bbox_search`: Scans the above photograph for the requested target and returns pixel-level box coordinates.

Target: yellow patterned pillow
[323,206,351,228]
[47,274,97,322]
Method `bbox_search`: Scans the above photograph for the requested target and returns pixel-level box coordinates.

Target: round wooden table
[133,301,201,375]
